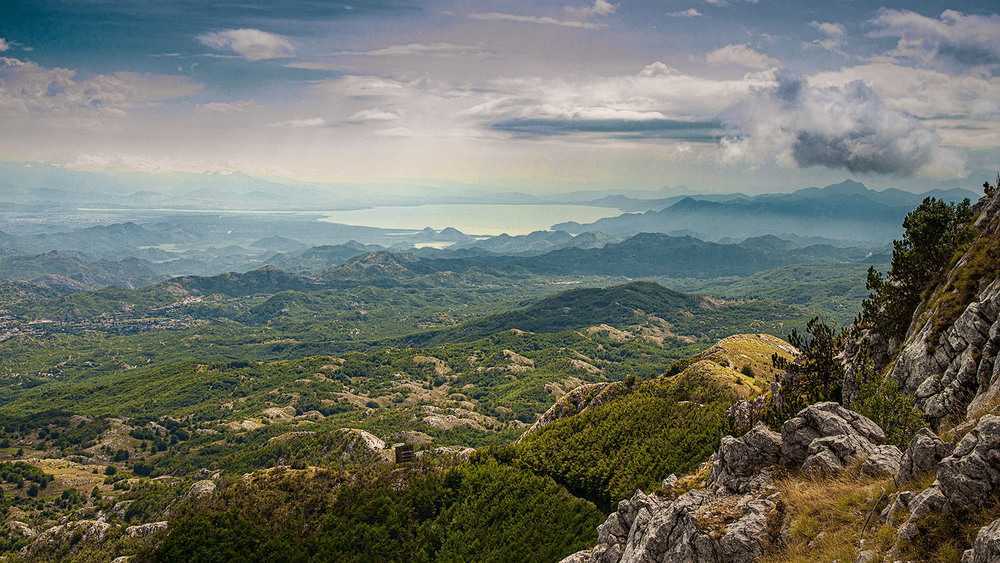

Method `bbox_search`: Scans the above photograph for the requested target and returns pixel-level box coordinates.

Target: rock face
[962,517,1000,563]
[338,428,388,463]
[882,189,1000,427]
[125,521,168,538]
[890,278,1000,425]
[938,414,1000,509]
[582,403,896,563]
[707,423,781,494]
[24,520,110,559]
[590,487,778,563]
[780,402,886,468]
[897,427,951,485]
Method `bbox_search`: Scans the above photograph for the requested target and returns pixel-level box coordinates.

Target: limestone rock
[707,422,781,493]
[780,402,885,467]
[879,491,915,525]
[898,427,951,485]
[890,271,1000,426]
[588,484,778,563]
[961,517,1000,563]
[189,480,216,498]
[125,521,168,538]
[801,434,880,476]
[262,406,296,419]
[938,415,1000,509]
[519,382,627,441]
[24,520,110,559]
[338,428,387,463]
[559,549,591,563]
[860,445,904,478]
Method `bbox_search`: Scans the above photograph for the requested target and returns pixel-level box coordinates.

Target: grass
[762,467,896,563]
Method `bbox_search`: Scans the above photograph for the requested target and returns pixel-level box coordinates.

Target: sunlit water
[318,204,620,236]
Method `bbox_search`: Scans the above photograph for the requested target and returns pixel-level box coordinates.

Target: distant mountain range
[554,180,979,243]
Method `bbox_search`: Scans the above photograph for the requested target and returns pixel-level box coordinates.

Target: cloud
[705,44,781,69]
[268,117,327,128]
[348,108,402,122]
[0,39,9,52]
[197,100,259,114]
[318,75,411,97]
[809,63,1000,121]
[198,29,296,61]
[458,64,776,143]
[723,73,964,177]
[667,9,702,18]
[469,12,602,29]
[565,0,615,19]
[871,9,1000,71]
[811,21,846,38]
[804,21,848,55]
[0,57,199,117]
[340,43,489,57]
[491,118,723,141]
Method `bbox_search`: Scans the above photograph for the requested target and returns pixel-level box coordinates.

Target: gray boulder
[938,414,1000,509]
[588,483,779,563]
[707,422,781,493]
[800,434,880,476]
[860,445,904,478]
[962,517,1000,563]
[781,402,885,467]
[897,427,951,485]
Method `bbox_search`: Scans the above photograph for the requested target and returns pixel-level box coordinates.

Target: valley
[0,167,992,563]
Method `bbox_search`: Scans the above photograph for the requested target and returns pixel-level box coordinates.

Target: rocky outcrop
[707,423,780,494]
[589,487,779,563]
[582,403,897,563]
[125,521,168,538]
[189,480,216,498]
[23,519,110,559]
[890,278,1000,425]
[338,428,388,463]
[937,414,1000,509]
[780,402,886,468]
[880,188,1000,427]
[897,427,951,485]
[962,517,1000,563]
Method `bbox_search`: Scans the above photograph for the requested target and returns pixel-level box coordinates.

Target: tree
[860,197,974,342]
[772,316,843,401]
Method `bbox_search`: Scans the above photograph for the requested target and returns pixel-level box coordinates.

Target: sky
[1,0,999,194]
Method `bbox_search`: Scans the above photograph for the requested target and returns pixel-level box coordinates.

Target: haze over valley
[2,1,1000,562]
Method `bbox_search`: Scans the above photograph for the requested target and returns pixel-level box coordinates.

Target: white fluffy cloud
[0,57,199,117]
[723,74,964,177]
[342,43,489,57]
[871,10,1000,71]
[0,39,9,52]
[197,100,259,114]
[806,21,847,55]
[469,12,602,29]
[667,9,702,18]
[705,44,781,69]
[348,108,402,122]
[564,0,615,18]
[199,29,296,61]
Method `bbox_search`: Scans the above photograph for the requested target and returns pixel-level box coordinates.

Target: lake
[318,204,621,236]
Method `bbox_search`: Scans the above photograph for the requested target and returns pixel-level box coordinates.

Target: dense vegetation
[148,457,602,563]
[499,372,736,508]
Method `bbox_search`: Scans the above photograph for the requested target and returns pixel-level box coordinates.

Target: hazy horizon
[1,1,998,196]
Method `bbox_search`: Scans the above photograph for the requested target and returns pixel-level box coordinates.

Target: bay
[318,204,620,236]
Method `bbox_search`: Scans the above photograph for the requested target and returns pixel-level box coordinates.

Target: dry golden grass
[762,468,897,563]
